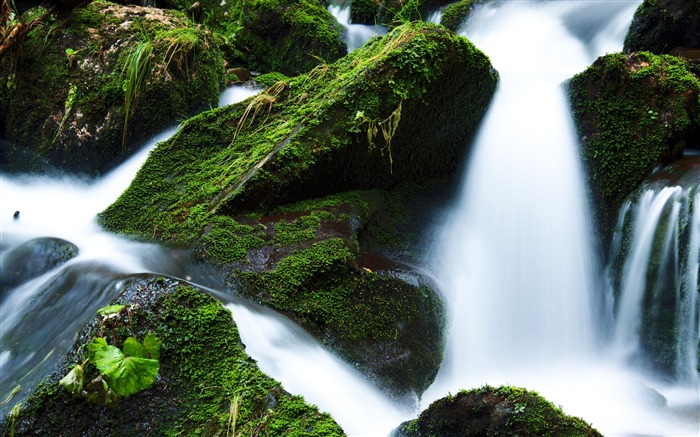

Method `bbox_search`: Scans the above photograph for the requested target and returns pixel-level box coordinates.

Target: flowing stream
[1,1,699,436]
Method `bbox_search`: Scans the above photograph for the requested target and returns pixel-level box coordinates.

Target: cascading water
[610,161,700,384]
[327,1,387,53]
[423,0,699,435]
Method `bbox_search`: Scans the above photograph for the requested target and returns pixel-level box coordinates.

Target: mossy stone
[624,0,700,54]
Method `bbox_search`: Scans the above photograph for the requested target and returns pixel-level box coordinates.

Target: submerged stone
[0,237,78,296]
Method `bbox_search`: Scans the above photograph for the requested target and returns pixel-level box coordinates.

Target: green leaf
[142,332,161,360]
[123,337,147,358]
[59,363,84,396]
[87,337,108,361]
[97,304,125,316]
[95,346,159,397]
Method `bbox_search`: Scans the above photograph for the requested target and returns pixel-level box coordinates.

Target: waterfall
[610,170,700,384]
[424,1,698,435]
[327,1,387,53]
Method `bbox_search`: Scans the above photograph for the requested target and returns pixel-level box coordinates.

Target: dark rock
[0,237,79,296]
[395,385,603,437]
[624,0,700,54]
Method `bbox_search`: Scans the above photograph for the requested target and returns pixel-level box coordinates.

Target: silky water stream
[2,1,699,435]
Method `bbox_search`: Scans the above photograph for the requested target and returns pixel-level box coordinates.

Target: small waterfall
[327,1,387,52]
[610,170,700,383]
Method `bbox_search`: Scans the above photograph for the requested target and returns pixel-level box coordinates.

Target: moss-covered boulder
[235,0,347,76]
[624,0,700,54]
[0,1,225,175]
[162,0,347,76]
[440,0,474,32]
[567,52,700,250]
[97,21,496,395]
[377,0,444,27]
[1,276,344,436]
[394,386,603,437]
[351,0,378,25]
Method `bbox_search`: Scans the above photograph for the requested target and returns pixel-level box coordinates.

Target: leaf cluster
[59,304,161,406]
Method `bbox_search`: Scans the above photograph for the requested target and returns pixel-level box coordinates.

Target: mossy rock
[395,385,603,437]
[350,0,378,25]
[378,0,443,27]
[0,1,225,175]
[98,21,497,242]
[234,0,347,76]
[161,0,346,76]
[97,21,495,395]
[624,0,700,54]
[440,0,474,32]
[567,51,700,251]
[1,276,344,436]
[193,188,447,396]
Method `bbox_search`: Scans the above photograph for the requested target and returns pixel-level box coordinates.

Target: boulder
[0,237,78,296]
[394,385,603,437]
[0,1,225,175]
[2,276,343,435]
[98,21,497,395]
[567,52,700,251]
[440,0,474,32]
[624,0,700,54]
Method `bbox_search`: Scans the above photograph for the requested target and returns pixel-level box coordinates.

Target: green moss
[254,71,290,88]
[440,0,474,32]
[234,0,347,76]
[568,51,700,248]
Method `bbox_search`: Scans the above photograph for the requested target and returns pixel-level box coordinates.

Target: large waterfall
[2,1,699,436]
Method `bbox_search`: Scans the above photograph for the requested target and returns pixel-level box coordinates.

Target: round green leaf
[59,364,84,396]
[95,345,159,397]
[87,337,108,361]
[97,304,125,316]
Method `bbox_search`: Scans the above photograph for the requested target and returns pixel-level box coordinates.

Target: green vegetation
[59,304,161,406]
[440,0,475,32]
[0,1,224,174]
[400,385,603,436]
[567,51,700,248]
[6,279,344,435]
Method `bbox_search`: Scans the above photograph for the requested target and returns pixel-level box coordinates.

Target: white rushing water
[327,1,387,52]
[423,1,699,436]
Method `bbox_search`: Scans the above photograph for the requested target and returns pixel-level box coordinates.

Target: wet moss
[3,277,344,436]
[440,0,475,32]
[567,51,700,250]
[397,385,602,437]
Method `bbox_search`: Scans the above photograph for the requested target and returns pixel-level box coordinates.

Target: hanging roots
[355,100,403,173]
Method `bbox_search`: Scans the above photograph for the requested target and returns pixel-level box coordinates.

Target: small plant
[121,40,153,151]
[64,47,80,68]
[51,85,78,145]
[59,304,161,406]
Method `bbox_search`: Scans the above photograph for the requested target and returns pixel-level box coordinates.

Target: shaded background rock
[0,1,224,175]
[624,0,700,54]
